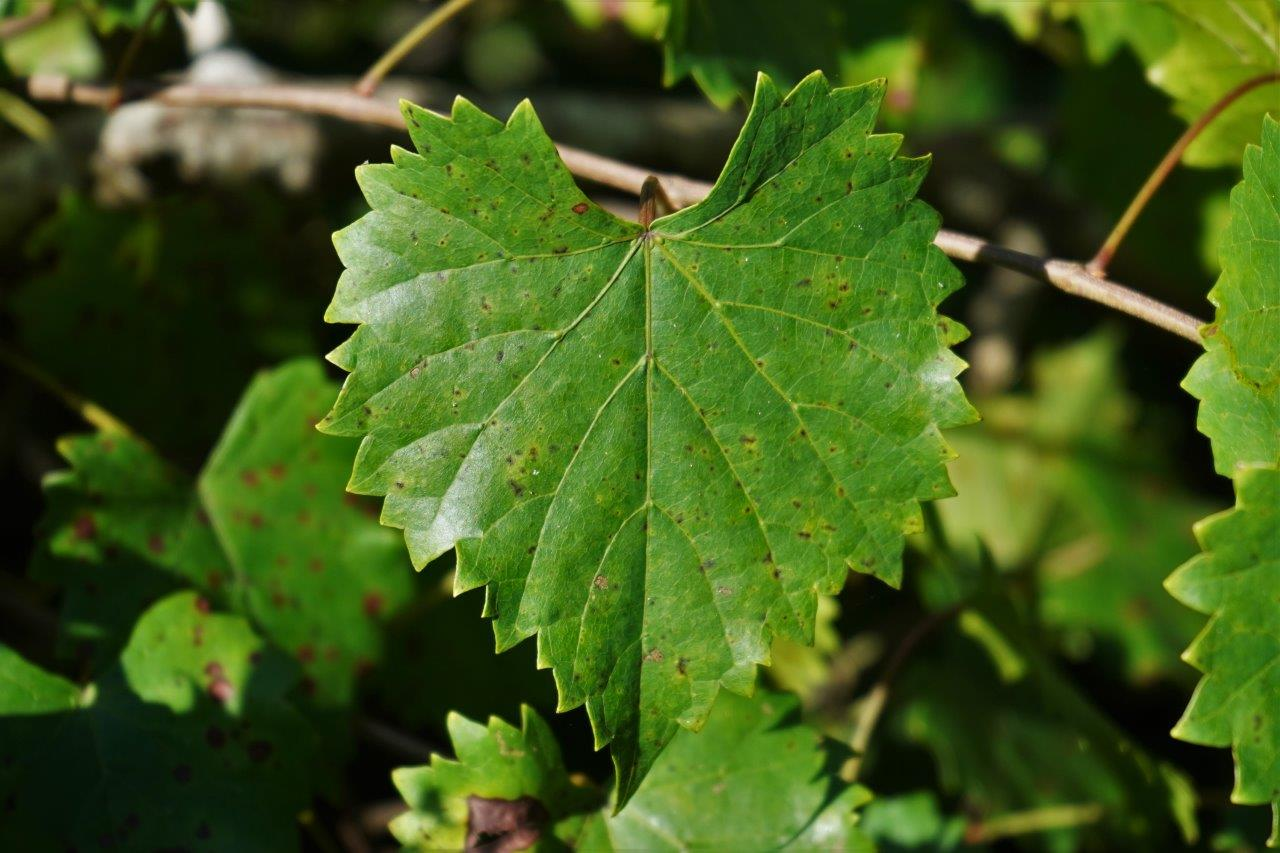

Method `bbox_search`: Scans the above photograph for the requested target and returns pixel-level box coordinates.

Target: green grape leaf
[972,0,1279,167]
[1175,116,1280,842]
[37,360,413,702]
[0,645,83,714]
[652,0,1012,133]
[658,0,852,109]
[14,192,321,461]
[391,690,872,850]
[858,791,967,852]
[1167,465,1280,842]
[1184,116,1280,474]
[895,595,1198,849]
[0,592,317,851]
[321,73,973,801]
[0,9,102,79]
[940,333,1209,683]
[370,578,560,729]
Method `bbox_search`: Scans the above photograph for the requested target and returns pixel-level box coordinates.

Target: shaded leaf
[0,9,102,78]
[37,360,414,703]
[893,597,1197,850]
[658,0,852,109]
[0,592,317,851]
[391,690,872,850]
[939,333,1208,682]
[858,790,967,852]
[321,73,973,800]
[972,0,1280,166]
[12,192,322,461]
[652,0,1013,133]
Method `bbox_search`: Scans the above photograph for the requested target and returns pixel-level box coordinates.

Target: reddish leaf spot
[147,535,166,554]
[72,514,97,541]
[241,470,260,487]
[296,644,316,663]
[194,596,211,614]
[572,202,589,214]
[267,462,287,480]
[208,679,234,704]
[362,592,384,618]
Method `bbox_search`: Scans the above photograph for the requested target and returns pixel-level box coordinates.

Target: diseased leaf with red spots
[35,359,413,703]
[0,592,317,851]
[321,73,974,801]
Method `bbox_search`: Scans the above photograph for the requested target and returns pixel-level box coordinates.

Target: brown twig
[354,0,477,97]
[934,230,1204,343]
[1087,72,1280,277]
[25,75,1209,343]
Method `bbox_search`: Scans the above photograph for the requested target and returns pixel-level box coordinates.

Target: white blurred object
[94,0,320,204]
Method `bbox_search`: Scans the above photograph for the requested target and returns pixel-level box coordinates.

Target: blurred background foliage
[1,0,1270,849]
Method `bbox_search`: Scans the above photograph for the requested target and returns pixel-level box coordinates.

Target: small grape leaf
[941,333,1210,683]
[650,0,1009,132]
[895,595,1198,848]
[658,0,853,109]
[1166,465,1280,843]
[14,193,321,461]
[37,359,413,702]
[321,72,974,801]
[857,791,967,852]
[0,592,317,851]
[1184,116,1280,474]
[0,8,102,79]
[390,690,872,850]
[971,0,1280,167]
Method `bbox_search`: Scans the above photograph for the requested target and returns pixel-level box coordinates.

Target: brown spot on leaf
[72,514,97,541]
[572,202,589,214]
[208,678,234,704]
[363,592,385,618]
[466,796,548,853]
